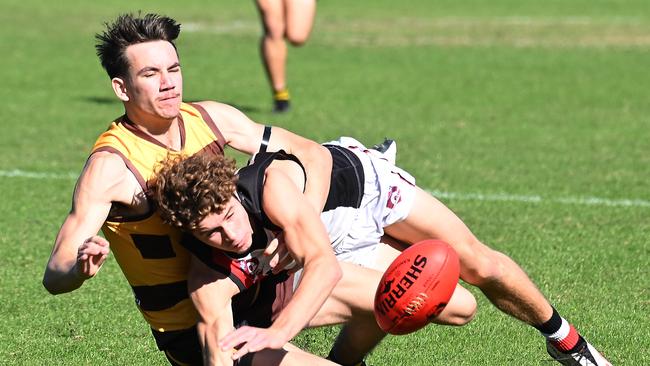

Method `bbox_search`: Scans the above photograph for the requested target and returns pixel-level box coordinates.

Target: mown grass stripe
[0,169,78,180]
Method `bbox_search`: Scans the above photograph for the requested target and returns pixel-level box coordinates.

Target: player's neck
[125,111,181,150]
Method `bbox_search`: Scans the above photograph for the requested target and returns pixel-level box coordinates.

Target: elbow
[42,276,62,295]
[328,261,343,289]
[307,255,342,291]
[42,267,74,295]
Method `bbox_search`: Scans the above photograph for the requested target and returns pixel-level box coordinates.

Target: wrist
[269,325,292,345]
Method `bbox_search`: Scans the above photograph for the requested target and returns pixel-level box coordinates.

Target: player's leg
[255,0,290,112]
[371,238,477,326]
[385,187,553,324]
[308,262,384,366]
[311,259,476,365]
[384,187,611,365]
[284,0,316,46]
[246,346,338,366]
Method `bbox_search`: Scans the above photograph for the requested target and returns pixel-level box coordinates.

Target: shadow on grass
[82,96,119,105]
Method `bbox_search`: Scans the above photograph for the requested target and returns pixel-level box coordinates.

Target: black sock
[534,307,563,334]
[535,307,584,353]
[326,350,365,366]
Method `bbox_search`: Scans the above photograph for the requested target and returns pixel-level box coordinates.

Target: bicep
[195,101,325,156]
[48,156,123,267]
[264,126,318,155]
[197,101,264,155]
[262,171,331,263]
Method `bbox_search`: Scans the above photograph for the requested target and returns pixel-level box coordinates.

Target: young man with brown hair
[155,135,612,366]
[153,141,477,366]
[42,13,333,365]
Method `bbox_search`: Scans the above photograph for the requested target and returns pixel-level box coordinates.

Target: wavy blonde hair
[153,153,237,231]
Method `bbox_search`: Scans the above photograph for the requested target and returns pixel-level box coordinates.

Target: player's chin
[157,100,180,117]
[230,241,251,254]
[239,244,253,254]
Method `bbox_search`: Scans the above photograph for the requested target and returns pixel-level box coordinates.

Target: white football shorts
[321,137,417,268]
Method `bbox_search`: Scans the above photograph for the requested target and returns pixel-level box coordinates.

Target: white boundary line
[2,169,648,208]
[0,169,78,180]
[427,190,650,208]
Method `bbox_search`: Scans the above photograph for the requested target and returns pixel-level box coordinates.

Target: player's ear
[111,77,129,102]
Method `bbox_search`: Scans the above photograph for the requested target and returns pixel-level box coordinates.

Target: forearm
[198,319,235,366]
[270,257,341,340]
[188,255,241,365]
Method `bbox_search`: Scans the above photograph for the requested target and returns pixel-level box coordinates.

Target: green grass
[1,0,649,364]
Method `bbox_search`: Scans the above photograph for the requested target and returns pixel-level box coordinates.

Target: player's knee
[286,31,309,46]
[450,295,477,326]
[436,285,477,326]
[264,31,285,42]
[457,242,505,287]
[262,23,286,41]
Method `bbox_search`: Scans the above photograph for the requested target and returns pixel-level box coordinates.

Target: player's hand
[75,236,110,279]
[218,326,288,360]
[264,234,300,274]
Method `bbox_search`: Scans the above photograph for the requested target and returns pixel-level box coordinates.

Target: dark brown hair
[95,13,181,79]
[153,153,238,231]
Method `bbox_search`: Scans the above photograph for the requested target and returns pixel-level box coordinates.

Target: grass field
[1,0,649,364]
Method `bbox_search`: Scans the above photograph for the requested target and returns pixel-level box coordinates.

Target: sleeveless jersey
[187,145,364,291]
[91,103,225,333]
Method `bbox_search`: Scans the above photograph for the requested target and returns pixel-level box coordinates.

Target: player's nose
[221,223,238,242]
[160,71,175,90]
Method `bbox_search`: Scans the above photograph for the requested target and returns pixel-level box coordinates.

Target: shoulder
[79,151,138,203]
[261,166,302,215]
[192,101,263,151]
[85,150,129,178]
[192,101,244,122]
[264,158,306,192]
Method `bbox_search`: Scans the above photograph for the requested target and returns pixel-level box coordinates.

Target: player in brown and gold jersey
[42,13,334,366]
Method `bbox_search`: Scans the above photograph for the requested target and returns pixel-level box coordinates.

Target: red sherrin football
[374,239,460,335]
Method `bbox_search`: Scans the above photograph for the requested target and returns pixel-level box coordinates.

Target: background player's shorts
[321,137,417,268]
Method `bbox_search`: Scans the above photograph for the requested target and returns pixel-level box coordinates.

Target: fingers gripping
[76,236,110,278]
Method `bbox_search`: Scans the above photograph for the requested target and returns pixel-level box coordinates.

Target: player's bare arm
[219,167,342,359]
[195,101,332,211]
[188,255,241,366]
[43,152,140,294]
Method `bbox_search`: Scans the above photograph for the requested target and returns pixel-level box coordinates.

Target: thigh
[385,186,478,243]
[309,262,381,327]
[256,0,286,35]
[384,186,493,278]
[284,0,316,40]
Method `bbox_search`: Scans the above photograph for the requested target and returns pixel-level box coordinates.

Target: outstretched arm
[196,101,332,211]
[43,152,133,294]
[188,255,241,366]
[218,168,341,360]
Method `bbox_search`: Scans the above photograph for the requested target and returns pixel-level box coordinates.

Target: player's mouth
[159,93,180,103]
[232,236,251,252]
